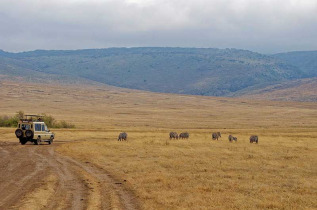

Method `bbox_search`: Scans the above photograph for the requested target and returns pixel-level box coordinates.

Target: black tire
[19,138,27,145]
[15,129,23,138]
[25,130,33,139]
[34,137,40,145]
[48,137,54,145]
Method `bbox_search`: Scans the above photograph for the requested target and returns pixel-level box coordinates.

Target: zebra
[228,135,237,142]
[249,135,258,144]
[118,132,127,141]
[212,132,221,140]
[169,132,179,140]
[179,132,189,139]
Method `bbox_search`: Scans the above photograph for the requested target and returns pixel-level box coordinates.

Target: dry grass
[0,80,316,130]
[57,129,317,209]
[240,78,317,102]
[0,80,316,209]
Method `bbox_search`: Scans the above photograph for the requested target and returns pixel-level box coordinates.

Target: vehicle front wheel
[34,138,41,145]
[48,137,54,145]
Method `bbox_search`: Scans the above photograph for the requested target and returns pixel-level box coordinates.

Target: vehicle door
[34,123,42,139]
[41,124,49,140]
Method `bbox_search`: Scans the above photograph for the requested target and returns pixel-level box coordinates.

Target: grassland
[0,80,316,209]
[239,77,317,102]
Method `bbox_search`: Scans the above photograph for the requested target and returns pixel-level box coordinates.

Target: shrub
[41,114,56,128]
[0,111,75,128]
[54,120,75,129]
[0,111,21,127]
[16,111,24,119]
[41,113,75,128]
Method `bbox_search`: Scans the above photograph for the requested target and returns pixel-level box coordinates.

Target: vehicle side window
[42,125,45,131]
[35,124,41,131]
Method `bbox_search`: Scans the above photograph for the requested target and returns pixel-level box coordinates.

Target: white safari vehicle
[15,115,55,145]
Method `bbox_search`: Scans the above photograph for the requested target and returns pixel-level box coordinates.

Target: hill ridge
[0,47,315,100]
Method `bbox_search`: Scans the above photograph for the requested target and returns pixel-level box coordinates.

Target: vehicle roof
[20,121,45,124]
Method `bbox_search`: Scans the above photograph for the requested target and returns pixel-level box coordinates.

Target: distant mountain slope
[0,56,51,80]
[0,55,95,85]
[0,48,305,97]
[274,51,317,77]
[237,78,317,102]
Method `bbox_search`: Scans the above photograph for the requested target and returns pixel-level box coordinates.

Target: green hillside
[274,51,317,77]
[0,48,307,96]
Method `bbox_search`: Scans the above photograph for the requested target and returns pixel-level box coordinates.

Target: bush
[54,120,75,129]
[16,111,24,119]
[41,114,56,128]
[0,116,18,127]
[41,114,75,128]
[0,111,22,127]
[0,111,75,128]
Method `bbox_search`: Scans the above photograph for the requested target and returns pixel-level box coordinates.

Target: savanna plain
[0,80,316,209]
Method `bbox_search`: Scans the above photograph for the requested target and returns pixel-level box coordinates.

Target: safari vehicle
[14,115,55,145]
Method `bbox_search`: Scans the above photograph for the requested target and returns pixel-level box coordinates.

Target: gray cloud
[0,0,316,53]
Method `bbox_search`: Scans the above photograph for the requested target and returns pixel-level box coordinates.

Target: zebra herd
[169,132,258,144]
[118,131,259,144]
[169,132,189,139]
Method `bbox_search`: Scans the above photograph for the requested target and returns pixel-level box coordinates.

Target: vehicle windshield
[21,124,30,130]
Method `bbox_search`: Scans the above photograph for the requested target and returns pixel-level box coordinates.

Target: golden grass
[240,78,317,102]
[57,129,317,209]
[0,80,316,130]
[0,80,316,209]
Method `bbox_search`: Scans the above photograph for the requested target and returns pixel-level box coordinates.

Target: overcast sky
[0,0,316,53]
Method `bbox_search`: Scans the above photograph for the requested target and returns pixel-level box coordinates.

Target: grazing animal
[212,132,221,140]
[228,135,233,141]
[179,132,189,139]
[228,135,237,142]
[217,132,221,138]
[169,132,179,140]
[118,132,127,141]
[250,135,258,144]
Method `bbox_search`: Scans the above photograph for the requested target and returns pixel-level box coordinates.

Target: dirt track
[0,141,139,210]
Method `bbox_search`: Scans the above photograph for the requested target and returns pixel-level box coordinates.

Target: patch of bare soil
[0,141,139,210]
